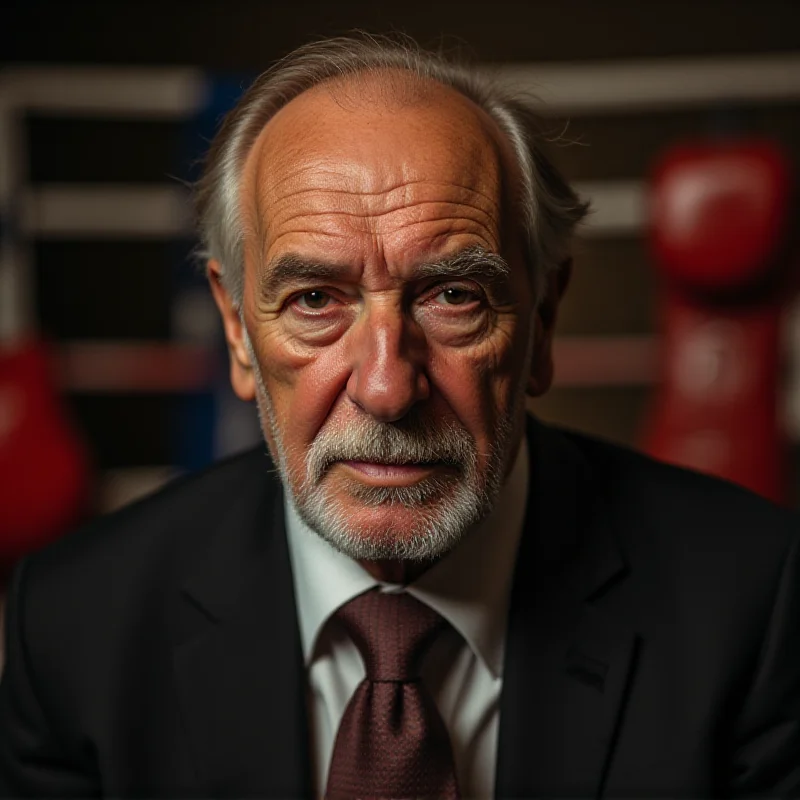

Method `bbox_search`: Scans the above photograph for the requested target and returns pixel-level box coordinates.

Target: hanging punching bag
[641,140,795,504]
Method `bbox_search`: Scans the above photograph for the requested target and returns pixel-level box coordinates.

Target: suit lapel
[172,465,311,798]
[496,421,638,798]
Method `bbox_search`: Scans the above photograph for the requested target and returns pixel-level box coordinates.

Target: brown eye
[439,287,474,305]
[297,290,332,310]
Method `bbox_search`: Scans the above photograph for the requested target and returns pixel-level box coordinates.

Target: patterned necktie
[325,588,460,800]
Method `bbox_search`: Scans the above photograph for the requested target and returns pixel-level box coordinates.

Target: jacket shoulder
[557,425,799,548]
[18,445,280,598]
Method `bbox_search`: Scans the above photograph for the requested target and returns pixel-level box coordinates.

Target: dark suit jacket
[1,418,799,798]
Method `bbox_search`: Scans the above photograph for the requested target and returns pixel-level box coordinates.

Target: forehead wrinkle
[262,172,501,233]
[252,170,501,257]
[262,176,501,214]
[263,215,501,267]
[267,200,498,235]
[255,137,502,208]
[267,218,499,261]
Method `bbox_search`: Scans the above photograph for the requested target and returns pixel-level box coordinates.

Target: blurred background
[1,0,799,579]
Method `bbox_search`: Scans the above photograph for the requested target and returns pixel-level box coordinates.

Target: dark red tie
[325,589,460,800]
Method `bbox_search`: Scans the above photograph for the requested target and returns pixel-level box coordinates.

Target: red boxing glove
[0,340,90,581]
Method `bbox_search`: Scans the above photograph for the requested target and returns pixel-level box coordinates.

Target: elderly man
[1,34,799,799]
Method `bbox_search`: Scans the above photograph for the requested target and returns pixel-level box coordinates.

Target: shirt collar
[285,438,529,680]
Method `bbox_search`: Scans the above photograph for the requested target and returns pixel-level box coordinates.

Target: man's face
[212,77,554,562]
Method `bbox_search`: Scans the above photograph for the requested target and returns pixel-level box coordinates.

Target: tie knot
[334,589,446,682]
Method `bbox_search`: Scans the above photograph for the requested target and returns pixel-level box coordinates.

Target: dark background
[5,1,800,66]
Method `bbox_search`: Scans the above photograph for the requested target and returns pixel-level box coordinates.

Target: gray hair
[194,32,589,308]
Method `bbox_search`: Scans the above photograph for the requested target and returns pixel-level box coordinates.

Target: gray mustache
[306,419,476,481]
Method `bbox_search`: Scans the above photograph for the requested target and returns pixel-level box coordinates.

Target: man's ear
[207,259,256,402]
[527,258,572,397]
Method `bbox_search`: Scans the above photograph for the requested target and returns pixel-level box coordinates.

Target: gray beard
[242,330,527,562]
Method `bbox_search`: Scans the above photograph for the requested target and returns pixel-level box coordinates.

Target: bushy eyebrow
[412,246,510,282]
[259,246,510,300]
[258,254,343,300]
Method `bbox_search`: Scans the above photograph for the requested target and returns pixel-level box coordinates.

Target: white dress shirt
[284,440,529,799]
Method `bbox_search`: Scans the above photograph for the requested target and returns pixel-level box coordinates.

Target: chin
[293,476,491,562]
[328,500,440,538]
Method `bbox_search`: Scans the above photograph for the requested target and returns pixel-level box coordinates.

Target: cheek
[255,326,352,446]
[427,321,529,448]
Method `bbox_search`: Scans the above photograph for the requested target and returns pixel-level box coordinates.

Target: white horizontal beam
[57,337,661,393]
[0,66,208,118]
[51,331,800,445]
[783,303,800,440]
[0,101,35,341]
[21,185,193,238]
[58,341,218,392]
[1,54,798,120]
[575,180,645,237]
[489,53,800,114]
[22,181,645,238]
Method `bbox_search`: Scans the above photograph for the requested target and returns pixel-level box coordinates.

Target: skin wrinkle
[258,176,502,211]
[258,179,500,233]
[211,71,556,584]
[256,220,498,263]
[259,160,501,198]
[253,283,510,361]
[252,166,501,244]
[266,202,498,228]
[263,221,498,264]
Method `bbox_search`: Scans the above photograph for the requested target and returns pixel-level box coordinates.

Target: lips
[338,460,449,486]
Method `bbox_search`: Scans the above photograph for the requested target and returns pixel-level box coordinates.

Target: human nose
[345,306,430,422]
